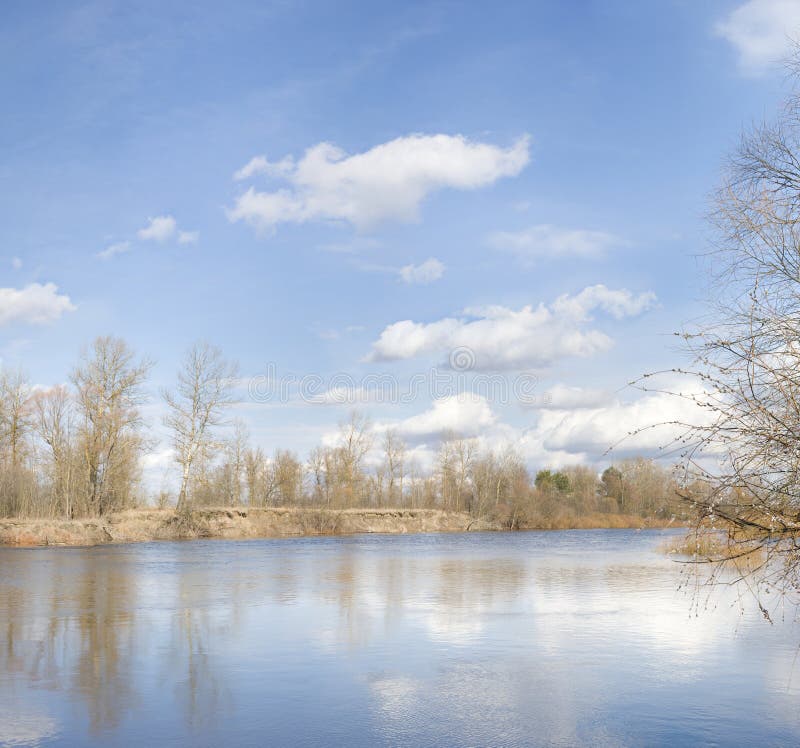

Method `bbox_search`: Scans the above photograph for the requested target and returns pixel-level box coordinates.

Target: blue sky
[1,0,798,482]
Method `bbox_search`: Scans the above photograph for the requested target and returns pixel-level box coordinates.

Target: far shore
[0,507,683,547]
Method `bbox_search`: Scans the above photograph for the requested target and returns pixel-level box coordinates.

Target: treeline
[0,336,682,527]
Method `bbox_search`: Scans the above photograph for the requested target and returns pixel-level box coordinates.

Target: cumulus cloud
[96,240,131,260]
[0,283,76,326]
[399,258,445,284]
[140,447,175,471]
[228,133,530,232]
[137,215,199,244]
[396,394,496,439]
[549,285,657,320]
[534,386,715,459]
[534,384,613,410]
[430,379,712,464]
[366,285,656,370]
[177,230,199,245]
[375,385,706,465]
[715,0,800,74]
[314,374,714,471]
[138,215,177,242]
[314,395,501,468]
[488,224,623,263]
[233,154,295,181]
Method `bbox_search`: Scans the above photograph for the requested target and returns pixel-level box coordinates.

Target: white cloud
[233,154,295,181]
[11,257,22,270]
[535,384,613,410]
[366,284,656,370]
[534,385,716,459]
[421,379,712,464]
[136,215,199,245]
[177,230,199,245]
[311,374,714,471]
[141,447,174,471]
[371,386,699,465]
[488,224,623,263]
[229,133,531,232]
[399,258,445,284]
[0,283,76,326]
[138,215,177,242]
[96,240,131,260]
[396,394,496,439]
[550,284,657,320]
[317,396,499,467]
[715,0,800,74]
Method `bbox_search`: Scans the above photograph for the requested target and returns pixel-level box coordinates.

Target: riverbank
[0,507,682,547]
[0,507,493,546]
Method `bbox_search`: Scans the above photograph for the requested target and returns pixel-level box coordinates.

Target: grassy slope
[0,507,680,547]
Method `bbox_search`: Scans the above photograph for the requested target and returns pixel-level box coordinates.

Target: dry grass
[520,512,681,531]
[0,506,686,547]
[660,528,766,568]
[661,532,727,558]
[0,506,487,547]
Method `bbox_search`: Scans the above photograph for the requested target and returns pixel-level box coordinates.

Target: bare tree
[0,369,34,516]
[163,342,238,512]
[0,348,682,530]
[31,385,76,517]
[308,446,331,506]
[72,337,151,516]
[0,369,32,470]
[382,429,406,506]
[335,411,372,506]
[244,446,268,505]
[436,439,456,510]
[225,419,249,506]
[451,436,476,512]
[644,57,800,607]
[272,449,304,505]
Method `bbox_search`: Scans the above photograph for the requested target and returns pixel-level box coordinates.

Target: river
[1,529,798,746]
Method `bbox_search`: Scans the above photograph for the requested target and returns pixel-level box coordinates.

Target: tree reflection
[161,565,231,732]
[3,535,796,748]
[73,554,138,733]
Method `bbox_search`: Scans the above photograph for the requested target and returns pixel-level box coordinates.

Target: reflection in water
[73,557,136,733]
[0,531,799,746]
[166,564,231,731]
[0,710,58,747]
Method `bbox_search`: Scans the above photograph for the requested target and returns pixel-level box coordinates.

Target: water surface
[1,530,798,747]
